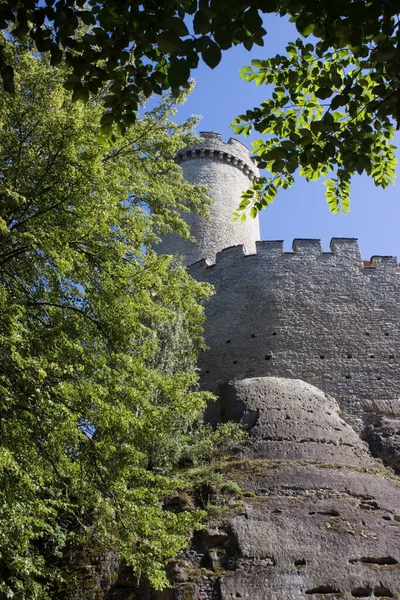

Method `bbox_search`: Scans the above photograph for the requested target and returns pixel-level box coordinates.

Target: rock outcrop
[112,378,399,600]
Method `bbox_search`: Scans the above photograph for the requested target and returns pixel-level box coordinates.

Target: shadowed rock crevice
[349,557,398,566]
[364,414,400,474]
[305,585,341,594]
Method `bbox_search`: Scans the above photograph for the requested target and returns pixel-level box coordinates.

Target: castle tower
[156,132,260,265]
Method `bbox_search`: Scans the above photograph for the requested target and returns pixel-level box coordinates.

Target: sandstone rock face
[123,378,400,600]
[219,377,377,467]
[365,414,400,474]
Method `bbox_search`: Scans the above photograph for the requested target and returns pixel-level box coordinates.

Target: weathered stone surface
[364,414,400,474]
[220,377,376,467]
[361,398,400,417]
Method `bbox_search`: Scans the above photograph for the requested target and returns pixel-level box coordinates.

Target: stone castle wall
[155,132,260,265]
[189,237,400,427]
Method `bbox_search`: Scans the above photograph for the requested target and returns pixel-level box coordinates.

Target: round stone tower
[156,131,260,265]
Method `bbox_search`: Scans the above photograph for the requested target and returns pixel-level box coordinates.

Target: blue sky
[173,15,400,261]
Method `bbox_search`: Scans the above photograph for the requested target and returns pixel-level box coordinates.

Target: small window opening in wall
[226,339,231,344]
[233,360,238,364]
[250,333,256,338]
[320,354,325,359]
[389,354,394,359]
[384,331,390,336]
[376,376,382,381]
[369,354,375,359]
[205,370,210,374]
[347,354,353,359]
[272,332,277,336]
[344,373,352,379]
[365,331,370,336]
[265,354,272,360]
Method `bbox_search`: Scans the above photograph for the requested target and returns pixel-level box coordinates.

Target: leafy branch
[232,38,398,217]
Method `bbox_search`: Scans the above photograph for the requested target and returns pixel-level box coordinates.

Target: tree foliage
[0,42,216,598]
[0,0,268,132]
[1,1,399,212]
[234,1,399,214]
[233,38,398,216]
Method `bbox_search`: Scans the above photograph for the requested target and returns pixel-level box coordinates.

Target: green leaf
[286,156,298,173]
[311,120,326,134]
[323,112,334,126]
[243,8,263,32]
[100,112,115,126]
[202,41,222,69]
[50,44,63,66]
[250,206,258,218]
[315,87,333,100]
[330,94,345,110]
[265,147,287,160]
[79,10,96,25]
[295,17,315,37]
[116,121,126,136]
[260,0,278,11]
[122,113,136,127]
[193,10,210,35]
[255,72,266,85]
[168,59,190,88]
[72,85,89,103]
[0,43,215,598]
[213,28,234,50]
[165,17,189,37]
[282,140,296,151]
[324,142,336,157]
[299,128,312,138]
[1,65,15,93]
[156,32,185,53]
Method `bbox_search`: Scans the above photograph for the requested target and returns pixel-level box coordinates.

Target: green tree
[232,36,399,217]
[0,41,214,598]
[1,1,399,212]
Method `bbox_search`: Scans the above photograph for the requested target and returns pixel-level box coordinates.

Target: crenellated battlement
[176,131,259,183]
[188,238,399,271]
